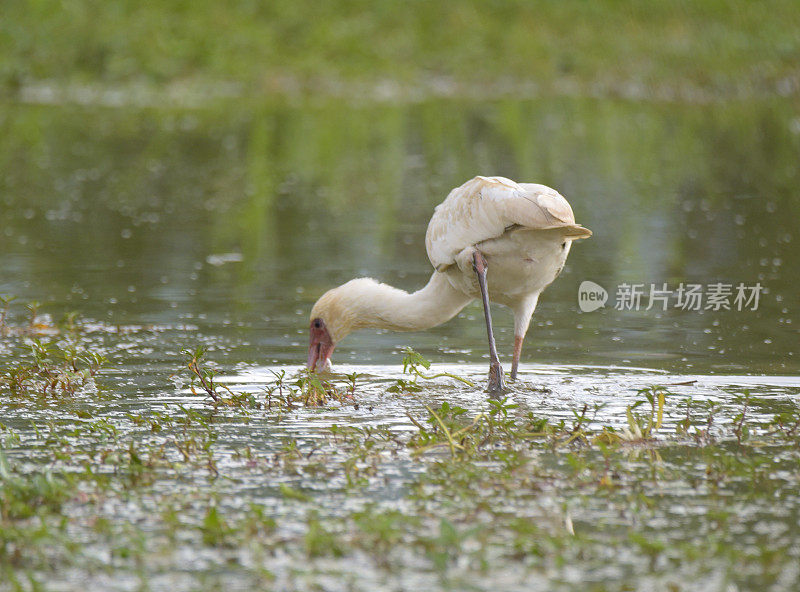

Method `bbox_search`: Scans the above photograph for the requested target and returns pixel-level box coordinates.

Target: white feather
[425,176,590,271]
[310,175,591,375]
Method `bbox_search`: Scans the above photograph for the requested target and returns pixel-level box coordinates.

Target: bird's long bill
[307,326,334,372]
[306,341,334,372]
[307,341,321,371]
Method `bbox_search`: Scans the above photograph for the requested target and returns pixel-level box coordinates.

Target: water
[1,97,798,372]
[1,96,800,590]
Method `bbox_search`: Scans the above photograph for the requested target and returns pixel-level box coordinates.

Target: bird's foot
[487,361,505,394]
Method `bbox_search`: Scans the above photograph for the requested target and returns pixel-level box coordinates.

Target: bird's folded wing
[425,176,591,270]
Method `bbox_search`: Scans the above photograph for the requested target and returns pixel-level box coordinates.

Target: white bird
[307,176,591,392]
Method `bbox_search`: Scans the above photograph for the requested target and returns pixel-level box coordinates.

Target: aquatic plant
[387,347,475,395]
[0,301,107,398]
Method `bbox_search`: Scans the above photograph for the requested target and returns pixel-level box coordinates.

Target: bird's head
[307,278,399,372]
[307,280,366,372]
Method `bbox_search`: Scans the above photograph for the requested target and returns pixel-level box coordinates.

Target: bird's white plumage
[309,175,591,382]
[425,176,589,271]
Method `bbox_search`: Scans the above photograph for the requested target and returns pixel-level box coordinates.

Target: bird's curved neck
[356,272,471,333]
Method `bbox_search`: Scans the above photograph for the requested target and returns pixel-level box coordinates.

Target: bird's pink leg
[511,335,523,381]
[472,251,505,393]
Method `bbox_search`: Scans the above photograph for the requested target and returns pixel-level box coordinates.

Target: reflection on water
[0,98,798,374]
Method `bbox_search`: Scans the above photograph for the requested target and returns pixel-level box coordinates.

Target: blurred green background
[1,0,799,373]
[2,0,799,100]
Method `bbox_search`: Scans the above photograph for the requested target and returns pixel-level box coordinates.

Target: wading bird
[307,176,591,392]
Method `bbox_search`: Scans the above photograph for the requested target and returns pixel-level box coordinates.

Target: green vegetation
[1,316,800,589]
[182,348,361,409]
[1,0,799,101]
[0,298,107,399]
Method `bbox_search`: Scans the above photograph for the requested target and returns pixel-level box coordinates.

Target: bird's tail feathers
[560,224,592,240]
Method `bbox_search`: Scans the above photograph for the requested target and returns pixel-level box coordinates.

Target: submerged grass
[1,305,800,589]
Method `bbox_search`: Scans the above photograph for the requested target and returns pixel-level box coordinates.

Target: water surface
[1,97,798,373]
[1,96,799,591]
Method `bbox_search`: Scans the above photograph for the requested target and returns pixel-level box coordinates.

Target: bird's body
[430,176,590,334]
[308,176,591,390]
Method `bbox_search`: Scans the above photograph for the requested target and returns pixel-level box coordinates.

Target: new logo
[578,281,608,312]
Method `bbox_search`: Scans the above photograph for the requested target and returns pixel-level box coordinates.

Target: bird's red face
[307,317,335,372]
